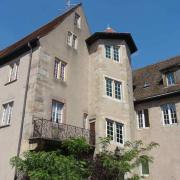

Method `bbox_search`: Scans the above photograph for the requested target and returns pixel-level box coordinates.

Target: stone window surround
[105,118,125,145]
[103,74,124,103]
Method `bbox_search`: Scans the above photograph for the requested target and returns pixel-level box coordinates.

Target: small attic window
[74,13,81,28]
[143,82,150,88]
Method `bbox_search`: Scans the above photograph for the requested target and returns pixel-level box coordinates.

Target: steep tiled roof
[133,56,180,102]
[0,4,81,60]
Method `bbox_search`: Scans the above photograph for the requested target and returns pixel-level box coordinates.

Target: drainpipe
[14,42,33,180]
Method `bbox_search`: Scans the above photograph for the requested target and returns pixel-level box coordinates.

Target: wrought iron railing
[31,117,96,145]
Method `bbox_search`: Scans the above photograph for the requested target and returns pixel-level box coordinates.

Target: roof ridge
[133,55,180,73]
[0,3,81,58]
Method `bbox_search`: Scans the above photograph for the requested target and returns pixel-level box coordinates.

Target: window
[67,31,72,46]
[114,81,121,100]
[51,101,64,123]
[140,159,149,176]
[137,109,150,129]
[1,102,13,126]
[106,78,113,97]
[105,77,122,100]
[113,46,120,62]
[54,59,66,81]
[9,62,19,82]
[72,34,77,49]
[166,72,175,86]
[105,45,111,59]
[105,45,120,62]
[161,104,177,125]
[106,119,124,144]
[67,31,78,49]
[74,13,81,28]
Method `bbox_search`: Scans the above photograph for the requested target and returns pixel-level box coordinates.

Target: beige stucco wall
[0,48,40,179]
[134,95,180,180]
[88,39,134,151]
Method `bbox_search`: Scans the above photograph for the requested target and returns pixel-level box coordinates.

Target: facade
[0,3,179,180]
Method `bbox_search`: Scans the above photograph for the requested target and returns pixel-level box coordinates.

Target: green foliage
[11,137,159,180]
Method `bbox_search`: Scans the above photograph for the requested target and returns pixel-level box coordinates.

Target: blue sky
[0,0,180,69]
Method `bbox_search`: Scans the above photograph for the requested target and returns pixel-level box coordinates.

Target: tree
[11,137,158,180]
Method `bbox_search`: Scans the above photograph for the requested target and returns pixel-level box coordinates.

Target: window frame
[104,45,120,62]
[67,31,78,49]
[51,100,64,124]
[140,159,150,177]
[1,101,14,126]
[137,109,150,129]
[166,71,176,86]
[105,77,122,101]
[106,119,124,145]
[161,104,177,125]
[74,13,81,29]
[54,58,67,81]
[9,61,19,83]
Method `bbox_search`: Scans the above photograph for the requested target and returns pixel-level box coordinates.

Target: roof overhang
[0,38,39,66]
[86,32,137,54]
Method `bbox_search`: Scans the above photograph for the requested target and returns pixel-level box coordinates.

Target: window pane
[169,104,177,124]
[106,120,113,140]
[60,62,66,81]
[52,101,64,123]
[166,72,175,85]
[67,32,72,46]
[114,81,121,100]
[54,60,59,79]
[105,45,111,59]
[106,78,112,97]
[9,63,18,82]
[162,105,170,124]
[1,102,13,125]
[74,13,81,28]
[72,35,77,49]
[138,110,144,128]
[116,123,123,144]
[113,46,120,62]
[141,160,149,175]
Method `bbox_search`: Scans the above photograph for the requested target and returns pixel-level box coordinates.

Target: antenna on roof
[65,0,77,9]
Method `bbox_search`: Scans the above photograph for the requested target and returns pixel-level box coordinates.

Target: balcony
[29,117,96,149]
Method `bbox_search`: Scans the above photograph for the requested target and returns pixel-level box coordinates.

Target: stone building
[0,3,179,180]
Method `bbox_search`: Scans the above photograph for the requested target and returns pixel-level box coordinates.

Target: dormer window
[143,82,150,88]
[105,45,120,62]
[74,13,81,28]
[166,72,175,86]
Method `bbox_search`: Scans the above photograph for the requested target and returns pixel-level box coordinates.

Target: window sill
[137,127,150,130]
[54,78,67,86]
[163,123,179,127]
[4,79,17,86]
[0,124,10,129]
[103,95,124,103]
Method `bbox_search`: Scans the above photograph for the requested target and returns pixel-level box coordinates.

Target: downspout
[14,42,33,179]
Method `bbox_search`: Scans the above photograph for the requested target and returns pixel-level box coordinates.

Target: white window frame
[140,159,150,177]
[74,13,81,29]
[106,119,124,145]
[105,45,120,62]
[137,110,149,129]
[9,62,19,82]
[161,104,177,125]
[1,101,14,126]
[67,31,78,49]
[166,72,176,86]
[54,58,67,81]
[105,77,122,101]
[51,101,64,123]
